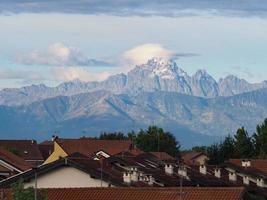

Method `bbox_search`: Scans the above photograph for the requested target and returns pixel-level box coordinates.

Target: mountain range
[1,58,267,148]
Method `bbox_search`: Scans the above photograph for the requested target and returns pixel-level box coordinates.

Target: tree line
[96,126,180,157]
[192,118,267,165]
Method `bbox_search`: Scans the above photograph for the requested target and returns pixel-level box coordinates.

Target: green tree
[135,126,180,157]
[191,146,207,153]
[12,180,48,200]
[234,127,254,158]
[98,132,128,140]
[253,118,267,158]
[207,143,222,165]
[220,135,235,161]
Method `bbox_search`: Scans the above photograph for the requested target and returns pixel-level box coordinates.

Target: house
[0,149,235,189]
[150,152,175,162]
[38,140,54,160]
[0,140,44,166]
[191,159,267,197]
[0,156,124,189]
[43,138,133,164]
[0,149,31,180]
[181,151,208,166]
[1,187,247,200]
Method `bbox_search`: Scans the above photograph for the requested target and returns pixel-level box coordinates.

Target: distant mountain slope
[1,88,267,147]
[1,59,267,106]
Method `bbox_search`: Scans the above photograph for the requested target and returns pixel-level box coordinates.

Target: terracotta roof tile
[0,149,31,171]
[1,187,246,200]
[181,152,205,161]
[228,159,267,175]
[150,152,175,161]
[3,187,245,200]
[0,140,43,162]
[56,138,133,157]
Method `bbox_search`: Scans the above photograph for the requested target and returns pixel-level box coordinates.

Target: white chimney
[131,170,138,182]
[199,165,207,175]
[148,175,155,186]
[214,168,221,178]
[178,166,187,177]
[229,171,237,181]
[165,164,174,175]
[241,160,251,167]
[243,176,249,185]
[257,178,264,187]
[123,172,131,184]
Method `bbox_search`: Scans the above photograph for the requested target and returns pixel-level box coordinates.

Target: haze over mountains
[1,58,267,148]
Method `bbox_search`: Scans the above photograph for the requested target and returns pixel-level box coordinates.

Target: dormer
[214,168,221,178]
[164,164,174,175]
[241,160,251,167]
[199,165,207,175]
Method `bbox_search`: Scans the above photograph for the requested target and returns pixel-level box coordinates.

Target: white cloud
[122,43,176,66]
[51,67,110,82]
[16,42,110,67]
[121,43,198,71]
[0,67,110,85]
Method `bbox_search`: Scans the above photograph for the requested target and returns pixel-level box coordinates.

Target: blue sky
[1,1,267,88]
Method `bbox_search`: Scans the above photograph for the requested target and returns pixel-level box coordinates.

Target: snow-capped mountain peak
[140,58,188,79]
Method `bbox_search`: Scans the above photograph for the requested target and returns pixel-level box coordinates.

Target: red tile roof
[56,138,133,157]
[181,152,207,165]
[150,152,175,161]
[2,187,245,200]
[38,140,54,160]
[0,149,31,172]
[0,140,43,162]
[228,159,267,175]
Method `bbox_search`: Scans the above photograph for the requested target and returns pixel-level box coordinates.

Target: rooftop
[1,187,246,200]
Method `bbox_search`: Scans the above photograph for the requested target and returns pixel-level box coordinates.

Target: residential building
[0,149,31,180]
[181,151,208,166]
[0,140,44,166]
[43,138,133,164]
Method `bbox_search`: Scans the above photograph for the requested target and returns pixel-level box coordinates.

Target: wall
[24,166,110,188]
[43,142,68,165]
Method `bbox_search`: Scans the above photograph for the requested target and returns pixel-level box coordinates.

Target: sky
[1,0,267,88]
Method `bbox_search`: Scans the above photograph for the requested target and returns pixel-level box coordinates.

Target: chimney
[241,160,251,167]
[214,168,221,178]
[123,172,131,184]
[178,166,187,177]
[199,165,207,175]
[257,178,264,187]
[130,167,138,182]
[229,171,237,181]
[148,175,155,186]
[243,176,249,185]
[164,164,174,175]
